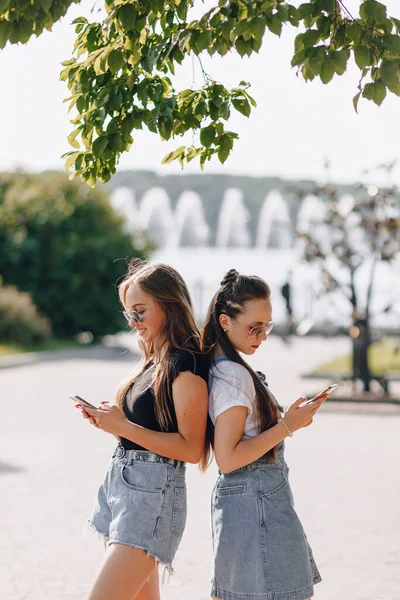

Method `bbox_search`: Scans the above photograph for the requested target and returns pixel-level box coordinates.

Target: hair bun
[220,269,239,287]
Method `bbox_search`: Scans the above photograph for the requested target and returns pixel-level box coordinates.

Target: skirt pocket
[120,462,167,493]
[170,486,187,537]
[216,483,247,496]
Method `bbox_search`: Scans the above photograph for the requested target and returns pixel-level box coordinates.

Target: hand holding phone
[68,394,98,410]
[300,383,338,407]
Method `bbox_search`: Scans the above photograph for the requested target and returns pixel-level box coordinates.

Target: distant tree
[298,180,400,391]
[1,1,400,183]
[0,171,147,338]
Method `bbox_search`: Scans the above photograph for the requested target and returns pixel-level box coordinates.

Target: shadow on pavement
[0,345,137,371]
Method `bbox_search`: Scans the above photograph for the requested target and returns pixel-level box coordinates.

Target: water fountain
[256,191,292,249]
[215,188,251,247]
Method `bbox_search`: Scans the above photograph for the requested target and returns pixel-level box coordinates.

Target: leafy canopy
[1,0,400,184]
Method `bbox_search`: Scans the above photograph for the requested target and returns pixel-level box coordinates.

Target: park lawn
[0,339,81,357]
[316,340,400,376]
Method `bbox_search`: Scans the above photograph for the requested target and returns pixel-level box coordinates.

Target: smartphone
[301,383,338,406]
[68,394,98,410]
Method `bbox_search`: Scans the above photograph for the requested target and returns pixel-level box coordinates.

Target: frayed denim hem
[211,580,321,600]
[84,521,175,584]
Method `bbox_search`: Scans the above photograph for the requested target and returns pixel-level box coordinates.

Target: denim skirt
[87,444,187,575]
[211,459,321,600]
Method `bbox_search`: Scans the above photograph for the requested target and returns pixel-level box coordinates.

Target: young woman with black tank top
[76,259,208,600]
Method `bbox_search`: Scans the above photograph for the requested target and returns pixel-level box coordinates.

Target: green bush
[0,171,147,338]
[0,284,51,346]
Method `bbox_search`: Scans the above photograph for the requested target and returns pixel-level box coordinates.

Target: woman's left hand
[83,402,127,436]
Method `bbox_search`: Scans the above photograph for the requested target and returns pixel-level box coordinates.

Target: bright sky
[1,0,400,186]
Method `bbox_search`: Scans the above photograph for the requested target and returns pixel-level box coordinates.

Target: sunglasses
[231,318,274,339]
[122,309,143,324]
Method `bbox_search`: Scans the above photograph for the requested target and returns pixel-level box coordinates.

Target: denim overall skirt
[210,362,321,599]
[87,444,187,576]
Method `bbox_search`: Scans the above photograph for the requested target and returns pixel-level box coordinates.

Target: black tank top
[120,348,208,451]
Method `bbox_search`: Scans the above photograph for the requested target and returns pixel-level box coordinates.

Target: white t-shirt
[208,359,258,439]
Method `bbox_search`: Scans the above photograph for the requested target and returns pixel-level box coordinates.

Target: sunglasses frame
[231,317,274,339]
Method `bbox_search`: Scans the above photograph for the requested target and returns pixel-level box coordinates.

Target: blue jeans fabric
[87,444,187,574]
[211,449,321,600]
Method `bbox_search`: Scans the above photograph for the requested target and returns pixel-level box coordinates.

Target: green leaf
[219,100,230,120]
[390,18,400,34]
[219,133,234,153]
[108,49,124,74]
[372,80,387,105]
[196,30,212,53]
[288,6,300,27]
[232,98,251,117]
[303,29,320,48]
[315,0,336,14]
[109,133,124,152]
[92,136,108,158]
[360,0,387,22]
[250,17,266,41]
[40,0,52,13]
[354,45,371,69]
[291,49,306,67]
[383,34,400,55]
[161,145,186,165]
[307,56,322,76]
[0,0,10,10]
[294,33,304,53]
[331,49,349,75]
[194,100,208,117]
[67,128,81,149]
[218,146,230,164]
[0,20,11,49]
[320,56,335,83]
[64,152,80,171]
[221,20,234,42]
[380,59,400,92]
[298,3,315,19]
[353,91,361,113]
[94,89,110,108]
[316,15,331,37]
[200,125,216,148]
[266,14,282,37]
[362,81,386,105]
[235,37,252,57]
[346,22,361,44]
[118,4,137,31]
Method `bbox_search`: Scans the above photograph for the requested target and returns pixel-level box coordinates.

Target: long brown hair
[116,259,201,430]
[201,269,280,466]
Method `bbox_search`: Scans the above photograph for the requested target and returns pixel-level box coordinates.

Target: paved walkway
[1,336,399,600]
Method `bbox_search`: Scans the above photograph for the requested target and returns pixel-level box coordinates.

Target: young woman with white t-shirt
[201,269,327,600]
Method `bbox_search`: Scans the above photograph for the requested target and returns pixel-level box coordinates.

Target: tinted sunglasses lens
[249,327,262,339]
[123,310,141,324]
[131,310,142,324]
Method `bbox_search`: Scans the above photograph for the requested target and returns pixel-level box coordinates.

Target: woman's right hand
[282,394,328,434]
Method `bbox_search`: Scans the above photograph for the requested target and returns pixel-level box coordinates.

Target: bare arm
[214,407,288,473]
[214,395,326,473]
[119,371,208,463]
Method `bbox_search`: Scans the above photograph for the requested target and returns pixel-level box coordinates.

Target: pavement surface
[1,335,399,600]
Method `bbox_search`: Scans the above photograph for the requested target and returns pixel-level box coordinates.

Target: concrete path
[1,335,399,600]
